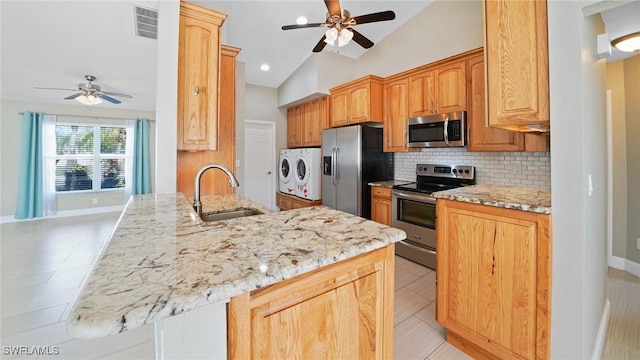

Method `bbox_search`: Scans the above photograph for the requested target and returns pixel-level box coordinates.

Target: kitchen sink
[200,209,262,222]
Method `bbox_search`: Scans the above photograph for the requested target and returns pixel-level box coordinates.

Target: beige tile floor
[1,213,638,359]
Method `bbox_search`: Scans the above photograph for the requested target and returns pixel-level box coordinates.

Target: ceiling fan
[35,75,133,105]
[281,0,395,52]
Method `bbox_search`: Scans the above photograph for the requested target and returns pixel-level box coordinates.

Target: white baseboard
[610,256,640,278]
[592,299,611,360]
[1,205,124,224]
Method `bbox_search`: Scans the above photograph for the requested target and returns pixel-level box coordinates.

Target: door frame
[244,119,277,210]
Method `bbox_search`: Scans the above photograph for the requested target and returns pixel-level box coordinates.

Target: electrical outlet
[92,198,98,205]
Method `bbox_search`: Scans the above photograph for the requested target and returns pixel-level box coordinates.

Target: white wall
[355,0,483,78]
[154,0,179,194]
[0,100,155,217]
[548,2,608,358]
[623,55,640,264]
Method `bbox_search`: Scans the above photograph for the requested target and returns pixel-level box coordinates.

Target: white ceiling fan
[35,75,133,105]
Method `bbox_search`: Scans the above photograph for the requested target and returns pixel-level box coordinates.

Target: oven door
[392,190,437,269]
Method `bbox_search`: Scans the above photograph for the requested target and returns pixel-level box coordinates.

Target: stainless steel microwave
[407,111,467,148]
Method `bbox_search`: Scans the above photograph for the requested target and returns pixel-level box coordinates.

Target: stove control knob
[465,170,470,174]
[452,169,458,174]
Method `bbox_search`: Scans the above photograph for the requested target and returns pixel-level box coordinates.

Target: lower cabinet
[227,245,395,359]
[276,192,321,211]
[436,199,551,360]
[371,187,392,226]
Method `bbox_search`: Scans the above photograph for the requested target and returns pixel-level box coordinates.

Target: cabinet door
[305,99,323,146]
[349,85,370,123]
[466,54,524,152]
[484,0,550,131]
[177,14,220,151]
[437,200,550,360]
[383,78,410,152]
[287,106,303,148]
[330,91,349,127]
[228,246,395,360]
[371,189,391,226]
[408,70,435,117]
[435,61,466,113]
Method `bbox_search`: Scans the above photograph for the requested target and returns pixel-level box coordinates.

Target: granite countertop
[432,185,551,214]
[368,180,414,188]
[67,193,405,339]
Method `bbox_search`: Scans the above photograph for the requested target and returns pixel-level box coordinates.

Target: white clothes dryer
[279,149,296,195]
[294,148,322,201]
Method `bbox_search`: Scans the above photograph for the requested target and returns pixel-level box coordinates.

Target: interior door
[244,120,275,210]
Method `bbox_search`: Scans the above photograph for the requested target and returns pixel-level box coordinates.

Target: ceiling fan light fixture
[611,31,640,52]
[324,27,339,46]
[76,94,103,106]
[338,29,353,47]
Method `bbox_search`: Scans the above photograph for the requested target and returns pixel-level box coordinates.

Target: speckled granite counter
[368,180,414,188]
[432,185,551,214]
[67,193,405,339]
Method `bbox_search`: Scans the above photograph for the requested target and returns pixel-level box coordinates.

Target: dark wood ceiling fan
[281,0,395,52]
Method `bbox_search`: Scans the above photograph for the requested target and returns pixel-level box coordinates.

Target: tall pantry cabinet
[176,1,240,196]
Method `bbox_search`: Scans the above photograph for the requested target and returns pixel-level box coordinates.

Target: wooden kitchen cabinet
[177,1,226,151]
[383,78,410,152]
[436,199,551,360]
[177,45,240,195]
[467,53,524,152]
[276,192,321,211]
[370,187,392,226]
[287,97,329,148]
[329,75,383,127]
[228,245,395,359]
[484,0,550,133]
[408,61,466,117]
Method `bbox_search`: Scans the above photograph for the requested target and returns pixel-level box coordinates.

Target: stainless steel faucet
[193,163,239,217]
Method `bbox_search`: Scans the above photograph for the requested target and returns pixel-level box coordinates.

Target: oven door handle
[393,191,437,205]
[399,240,437,256]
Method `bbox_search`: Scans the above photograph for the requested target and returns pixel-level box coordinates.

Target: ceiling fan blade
[350,28,374,49]
[282,23,325,30]
[34,87,78,91]
[97,93,121,104]
[324,0,341,17]
[313,35,328,52]
[351,10,396,25]
[64,92,85,100]
[102,91,133,99]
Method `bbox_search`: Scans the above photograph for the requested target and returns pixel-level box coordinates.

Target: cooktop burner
[392,163,476,195]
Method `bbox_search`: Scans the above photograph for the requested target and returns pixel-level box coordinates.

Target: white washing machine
[294,148,322,201]
[279,149,296,195]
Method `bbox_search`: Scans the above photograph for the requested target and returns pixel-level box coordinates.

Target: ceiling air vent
[133,4,158,40]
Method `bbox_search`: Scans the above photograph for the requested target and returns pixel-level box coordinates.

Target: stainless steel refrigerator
[322,124,394,219]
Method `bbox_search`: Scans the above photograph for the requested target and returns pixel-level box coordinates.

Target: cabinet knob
[194,86,199,96]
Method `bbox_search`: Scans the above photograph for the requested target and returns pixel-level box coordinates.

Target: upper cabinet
[408,61,466,117]
[484,0,550,133]
[467,53,525,152]
[383,78,411,153]
[329,76,383,127]
[177,1,227,151]
[287,96,329,148]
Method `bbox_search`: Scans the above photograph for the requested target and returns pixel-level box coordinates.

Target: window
[53,124,129,192]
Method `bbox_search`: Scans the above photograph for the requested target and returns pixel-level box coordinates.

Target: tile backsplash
[394,148,550,188]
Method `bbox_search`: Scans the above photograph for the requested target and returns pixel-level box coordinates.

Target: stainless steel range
[392,164,475,269]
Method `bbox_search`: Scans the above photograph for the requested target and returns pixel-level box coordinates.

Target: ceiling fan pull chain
[194,86,199,96]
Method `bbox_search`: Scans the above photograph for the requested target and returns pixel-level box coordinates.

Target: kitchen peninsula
[67,193,405,359]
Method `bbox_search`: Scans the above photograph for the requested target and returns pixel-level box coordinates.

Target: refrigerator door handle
[334,146,340,185]
[331,147,338,186]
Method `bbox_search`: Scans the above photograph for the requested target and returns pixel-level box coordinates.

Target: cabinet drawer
[371,187,392,199]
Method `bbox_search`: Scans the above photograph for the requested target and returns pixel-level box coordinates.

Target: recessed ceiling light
[296,16,308,25]
[260,64,270,71]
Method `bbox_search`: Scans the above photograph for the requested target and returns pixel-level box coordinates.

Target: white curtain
[42,115,57,216]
